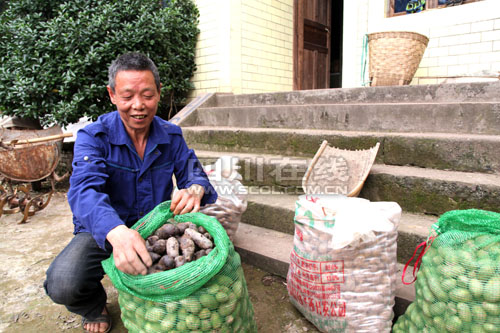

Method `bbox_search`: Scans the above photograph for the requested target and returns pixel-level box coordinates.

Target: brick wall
[189,0,293,99]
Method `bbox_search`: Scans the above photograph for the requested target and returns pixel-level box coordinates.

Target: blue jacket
[68,111,217,249]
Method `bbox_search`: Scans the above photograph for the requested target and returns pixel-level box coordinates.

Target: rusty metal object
[0,125,72,223]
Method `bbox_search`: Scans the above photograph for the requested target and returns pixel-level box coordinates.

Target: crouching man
[44,52,216,333]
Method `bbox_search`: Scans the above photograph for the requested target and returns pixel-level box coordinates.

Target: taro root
[185,228,213,250]
[180,237,195,261]
[194,249,206,260]
[174,255,186,268]
[149,251,161,263]
[144,221,216,275]
[166,237,180,257]
[147,235,159,246]
[176,222,190,234]
[155,224,178,239]
[161,255,176,270]
[152,239,166,255]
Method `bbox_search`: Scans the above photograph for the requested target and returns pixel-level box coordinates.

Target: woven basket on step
[302,141,380,197]
[368,31,429,86]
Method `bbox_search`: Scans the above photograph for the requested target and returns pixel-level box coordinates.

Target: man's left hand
[170,184,204,215]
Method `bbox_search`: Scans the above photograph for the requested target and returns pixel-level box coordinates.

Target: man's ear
[107,85,117,105]
[158,83,162,98]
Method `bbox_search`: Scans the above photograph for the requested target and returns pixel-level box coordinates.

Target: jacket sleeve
[67,129,124,249]
[171,133,217,206]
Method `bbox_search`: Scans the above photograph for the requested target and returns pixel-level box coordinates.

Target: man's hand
[106,225,152,275]
[170,184,204,215]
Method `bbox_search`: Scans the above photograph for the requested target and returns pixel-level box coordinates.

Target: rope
[360,34,370,87]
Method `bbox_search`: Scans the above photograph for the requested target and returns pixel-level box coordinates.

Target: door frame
[293,0,332,90]
[293,0,304,90]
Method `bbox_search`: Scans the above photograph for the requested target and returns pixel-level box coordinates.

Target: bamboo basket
[368,31,429,86]
[302,141,380,197]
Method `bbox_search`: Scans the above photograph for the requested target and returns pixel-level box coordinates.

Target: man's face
[107,70,161,134]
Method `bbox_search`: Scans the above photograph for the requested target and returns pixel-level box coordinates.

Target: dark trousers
[44,232,111,319]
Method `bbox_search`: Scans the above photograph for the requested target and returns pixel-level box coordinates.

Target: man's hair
[108,52,161,92]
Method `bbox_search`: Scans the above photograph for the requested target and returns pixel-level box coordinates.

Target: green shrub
[0,0,199,127]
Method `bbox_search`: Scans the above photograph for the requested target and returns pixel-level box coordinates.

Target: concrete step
[212,81,500,107]
[233,222,416,319]
[184,126,500,173]
[240,193,436,265]
[195,149,500,215]
[193,102,500,134]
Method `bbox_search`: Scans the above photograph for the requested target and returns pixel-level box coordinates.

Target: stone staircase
[172,81,500,320]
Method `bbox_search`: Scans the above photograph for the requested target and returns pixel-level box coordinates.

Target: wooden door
[294,0,331,90]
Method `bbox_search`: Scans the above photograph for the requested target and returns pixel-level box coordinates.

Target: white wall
[343,0,500,87]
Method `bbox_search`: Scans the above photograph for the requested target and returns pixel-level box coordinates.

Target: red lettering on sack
[296,228,304,241]
[305,195,319,203]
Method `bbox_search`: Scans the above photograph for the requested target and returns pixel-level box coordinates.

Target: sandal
[81,306,112,333]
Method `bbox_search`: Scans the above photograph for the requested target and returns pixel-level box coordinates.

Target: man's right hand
[106,225,152,275]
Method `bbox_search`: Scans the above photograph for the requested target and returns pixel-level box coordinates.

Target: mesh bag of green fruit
[393,209,500,333]
[102,201,257,332]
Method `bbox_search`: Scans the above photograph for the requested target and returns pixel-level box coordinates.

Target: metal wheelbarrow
[0,125,72,223]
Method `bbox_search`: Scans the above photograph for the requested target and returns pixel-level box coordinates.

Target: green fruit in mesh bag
[457,302,472,323]
[185,314,201,330]
[409,307,425,329]
[200,293,218,310]
[200,319,212,331]
[487,315,500,326]
[470,324,487,333]
[210,312,223,329]
[176,320,187,331]
[450,287,472,303]
[165,301,179,313]
[219,298,237,317]
[442,278,457,292]
[131,294,145,305]
[232,280,243,299]
[145,306,165,322]
[135,306,147,321]
[421,301,432,319]
[180,298,202,314]
[422,285,434,303]
[457,275,470,288]
[484,277,500,302]
[457,250,477,270]
[177,307,188,322]
[232,316,243,332]
[472,304,488,323]
[122,298,139,314]
[445,315,463,333]
[466,278,483,300]
[207,284,220,295]
[428,277,448,301]
[478,259,495,280]
[160,313,176,331]
[215,291,229,303]
[216,275,233,287]
[482,301,500,316]
[432,316,446,331]
[144,322,162,332]
[407,321,419,333]
[198,307,211,320]
[484,323,500,333]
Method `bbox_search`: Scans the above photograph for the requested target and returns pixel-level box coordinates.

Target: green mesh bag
[393,209,500,333]
[102,201,257,333]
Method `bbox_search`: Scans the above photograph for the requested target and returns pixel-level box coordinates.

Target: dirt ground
[0,190,319,333]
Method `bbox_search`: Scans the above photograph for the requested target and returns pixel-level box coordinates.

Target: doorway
[293,0,343,90]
